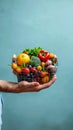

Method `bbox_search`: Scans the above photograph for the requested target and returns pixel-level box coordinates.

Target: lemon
[16,53,30,65]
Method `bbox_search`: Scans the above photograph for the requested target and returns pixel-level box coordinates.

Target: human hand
[16,75,56,92]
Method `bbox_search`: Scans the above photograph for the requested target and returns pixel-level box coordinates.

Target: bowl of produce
[11,47,58,84]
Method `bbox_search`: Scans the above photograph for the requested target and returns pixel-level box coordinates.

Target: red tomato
[30,68,38,73]
[22,67,30,74]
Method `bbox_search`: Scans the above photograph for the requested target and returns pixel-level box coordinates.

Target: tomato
[16,53,30,65]
[22,67,30,74]
[30,68,38,73]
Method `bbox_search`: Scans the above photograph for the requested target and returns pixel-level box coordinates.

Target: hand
[16,75,57,92]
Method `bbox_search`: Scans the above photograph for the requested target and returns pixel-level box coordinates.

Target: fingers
[20,81,40,88]
[17,81,40,92]
[36,75,57,91]
[18,75,57,92]
[27,82,40,88]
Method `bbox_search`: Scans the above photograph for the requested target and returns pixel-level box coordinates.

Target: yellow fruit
[41,62,46,66]
[16,53,30,65]
[37,65,42,71]
[16,66,22,73]
[49,53,55,58]
[40,71,49,77]
[41,75,50,83]
[11,63,18,70]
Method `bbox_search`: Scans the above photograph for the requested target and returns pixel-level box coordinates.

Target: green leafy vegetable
[23,47,42,56]
[29,56,41,67]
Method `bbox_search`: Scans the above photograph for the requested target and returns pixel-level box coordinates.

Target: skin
[0,60,57,93]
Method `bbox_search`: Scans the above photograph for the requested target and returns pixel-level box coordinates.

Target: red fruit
[38,50,50,62]
[30,68,38,73]
[22,67,30,74]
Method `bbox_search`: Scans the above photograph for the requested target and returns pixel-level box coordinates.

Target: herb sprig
[23,47,42,56]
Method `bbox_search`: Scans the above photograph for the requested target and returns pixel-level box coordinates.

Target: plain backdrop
[0,0,73,130]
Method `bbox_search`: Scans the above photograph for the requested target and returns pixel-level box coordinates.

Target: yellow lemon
[16,53,30,65]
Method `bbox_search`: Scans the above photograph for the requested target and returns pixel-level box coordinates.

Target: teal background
[0,0,73,130]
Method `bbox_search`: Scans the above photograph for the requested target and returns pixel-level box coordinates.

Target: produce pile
[11,47,58,84]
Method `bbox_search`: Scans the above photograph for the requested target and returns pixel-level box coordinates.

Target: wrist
[0,80,19,93]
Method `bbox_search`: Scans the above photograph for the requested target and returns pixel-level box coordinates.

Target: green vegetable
[23,47,42,56]
[29,56,41,67]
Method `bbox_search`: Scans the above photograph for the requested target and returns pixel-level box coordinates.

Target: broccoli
[29,56,41,67]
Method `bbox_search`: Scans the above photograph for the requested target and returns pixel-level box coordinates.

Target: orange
[16,53,30,65]
[40,71,49,77]
[16,66,22,73]
[41,75,50,83]
[49,53,55,58]
[11,63,18,70]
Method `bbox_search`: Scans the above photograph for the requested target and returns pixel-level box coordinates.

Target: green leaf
[23,47,42,56]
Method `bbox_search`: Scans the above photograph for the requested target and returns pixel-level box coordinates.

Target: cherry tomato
[22,67,30,74]
[30,68,38,73]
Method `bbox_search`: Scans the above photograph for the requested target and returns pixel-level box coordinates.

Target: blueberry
[26,64,29,67]
[27,74,30,78]
[38,71,41,76]
[29,65,32,68]
[30,73,34,78]
[35,73,38,77]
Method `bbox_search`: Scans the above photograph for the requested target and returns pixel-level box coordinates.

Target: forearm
[0,80,19,93]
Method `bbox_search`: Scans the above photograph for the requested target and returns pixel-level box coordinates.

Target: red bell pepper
[38,50,50,62]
